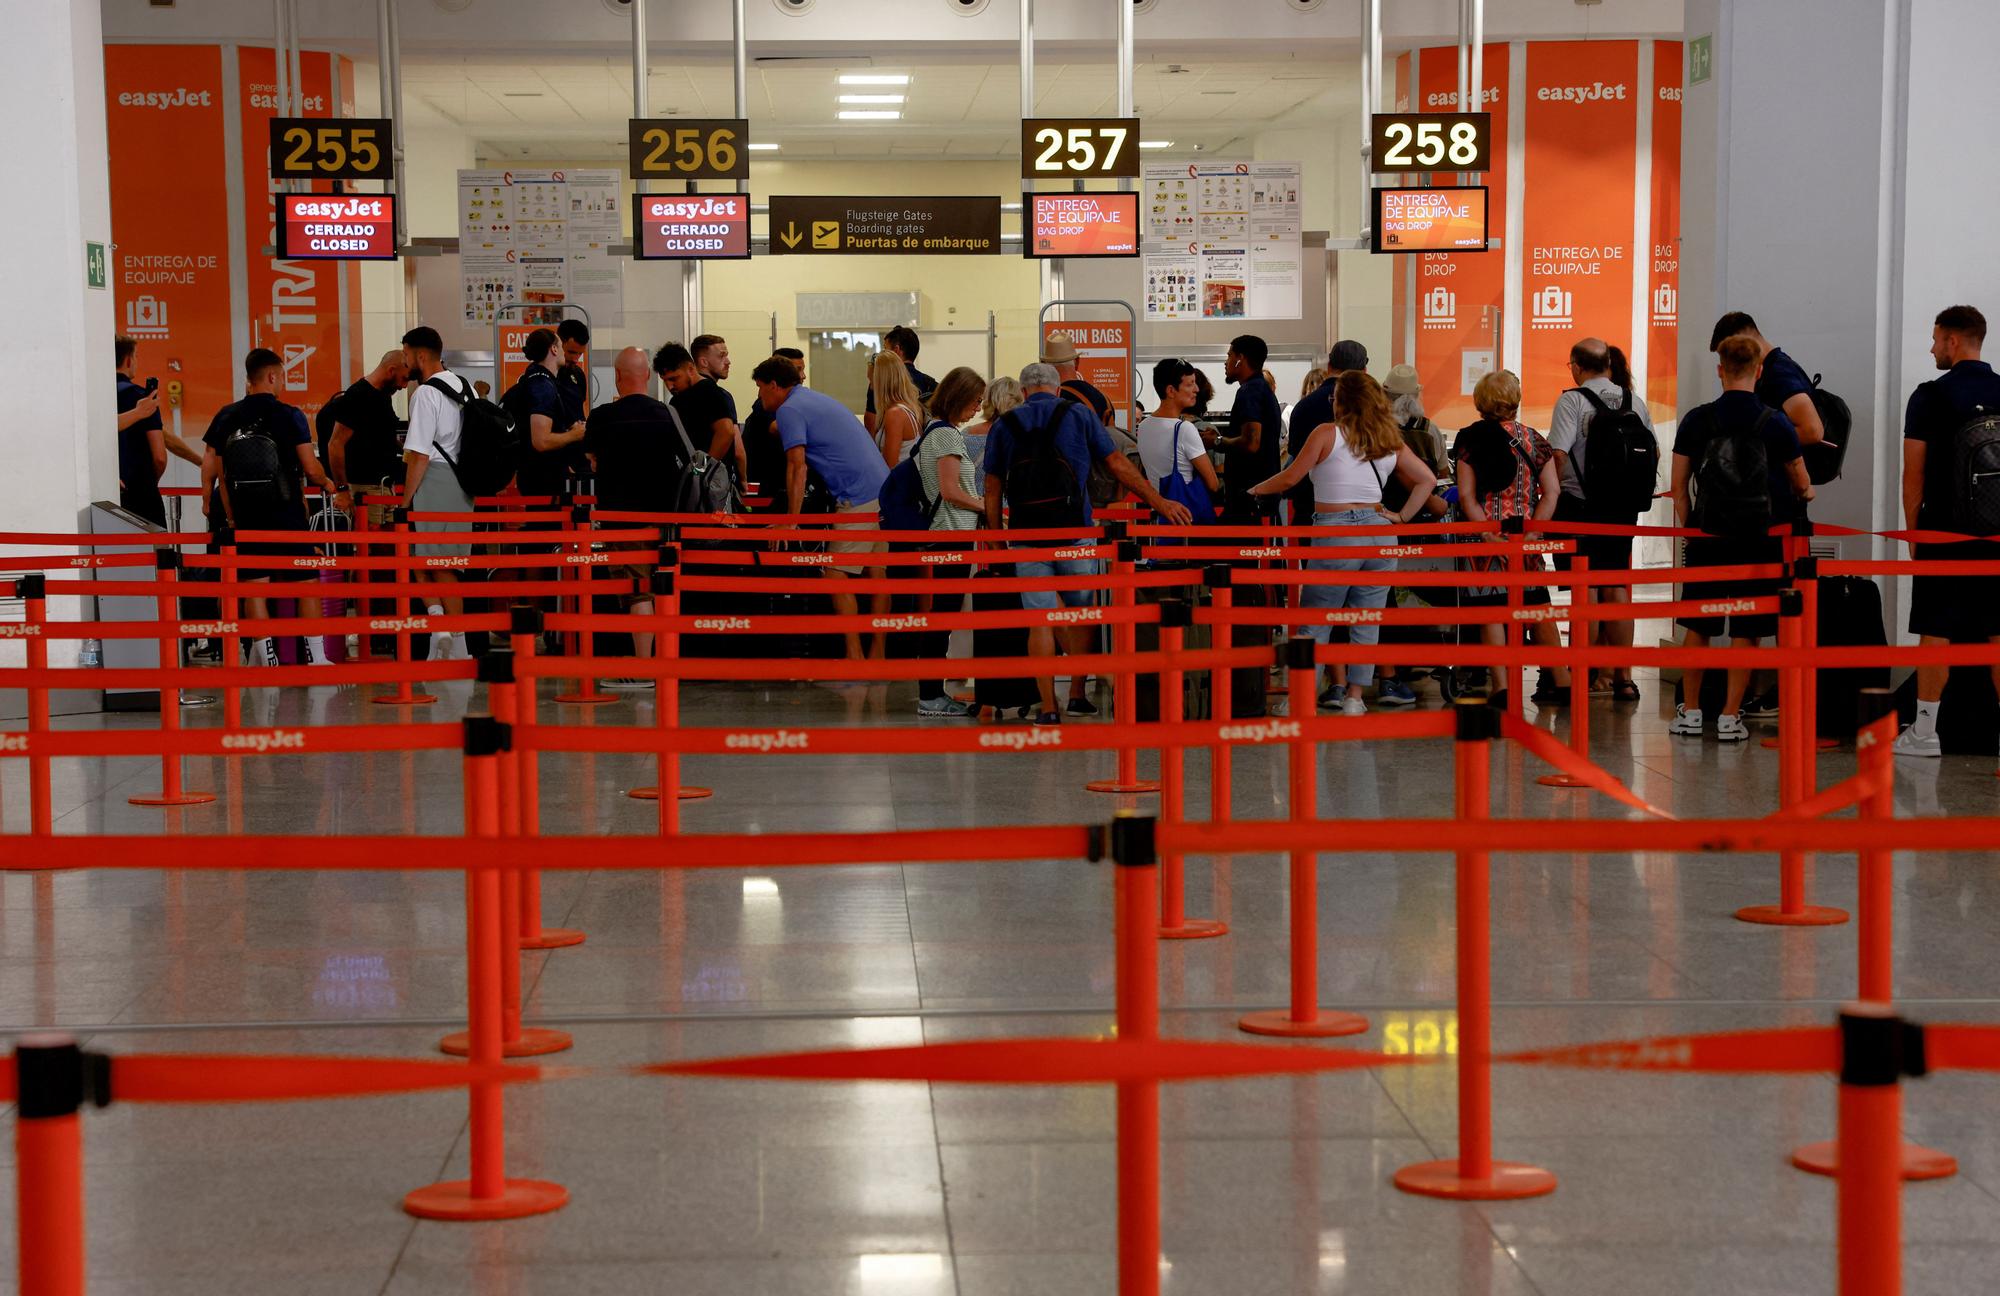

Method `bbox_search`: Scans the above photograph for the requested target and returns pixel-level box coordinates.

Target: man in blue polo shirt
[753,356,890,661]
[983,362,1190,724]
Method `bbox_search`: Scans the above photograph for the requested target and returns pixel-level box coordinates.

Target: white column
[0,2,116,531]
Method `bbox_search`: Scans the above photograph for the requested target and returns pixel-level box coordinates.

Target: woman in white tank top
[1248,372,1437,714]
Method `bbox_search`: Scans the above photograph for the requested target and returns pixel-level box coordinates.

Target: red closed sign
[635,193,751,261]
[276,193,397,260]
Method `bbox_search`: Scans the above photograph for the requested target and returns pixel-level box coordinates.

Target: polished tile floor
[3,638,1999,1295]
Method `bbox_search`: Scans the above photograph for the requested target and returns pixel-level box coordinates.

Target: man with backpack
[399,325,489,658]
[1668,335,1813,741]
[1895,305,2000,757]
[1707,312,1831,448]
[199,347,330,662]
[1547,338,1658,703]
[506,328,586,501]
[982,362,1192,726]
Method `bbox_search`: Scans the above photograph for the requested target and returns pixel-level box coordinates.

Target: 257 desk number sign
[268,118,394,181]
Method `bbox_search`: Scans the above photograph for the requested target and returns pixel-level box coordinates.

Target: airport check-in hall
[9,0,2000,1292]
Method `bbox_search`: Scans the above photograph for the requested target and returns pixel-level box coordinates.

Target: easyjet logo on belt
[0,625,43,638]
[367,617,428,632]
[1512,606,1564,622]
[1536,82,1629,103]
[179,621,238,636]
[1238,547,1283,559]
[872,615,928,630]
[1215,720,1301,744]
[692,616,752,631]
[220,730,306,753]
[0,734,27,753]
[1045,608,1104,624]
[921,553,966,565]
[292,557,338,568]
[116,89,215,110]
[1377,546,1427,557]
[979,728,1064,750]
[1697,599,1758,615]
[1053,546,1096,559]
[788,554,834,566]
[564,552,610,565]
[1521,541,1568,553]
[425,556,471,568]
[1323,610,1383,625]
[722,730,809,753]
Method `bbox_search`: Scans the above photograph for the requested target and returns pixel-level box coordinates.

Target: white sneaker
[1338,696,1367,717]
[1668,704,1704,736]
[1715,713,1750,742]
[1893,726,1942,758]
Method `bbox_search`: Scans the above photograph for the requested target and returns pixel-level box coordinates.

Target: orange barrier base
[1394,1159,1558,1201]
[128,792,216,807]
[1735,903,1849,927]
[1159,919,1228,940]
[371,693,438,707]
[1763,737,1840,751]
[1087,779,1162,795]
[1237,1008,1368,1039]
[1535,774,1591,789]
[520,928,587,950]
[402,1178,568,1222]
[624,786,713,801]
[439,1027,573,1059]
[1791,1138,1958,1181]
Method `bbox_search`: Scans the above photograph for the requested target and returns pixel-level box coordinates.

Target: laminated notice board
[457,168,625,327]
[1141,160,1302,322]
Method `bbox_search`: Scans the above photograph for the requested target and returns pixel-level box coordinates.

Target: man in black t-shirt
[505,328,585,500]
[1708,311,1828,446]
[556,319,594,488]
[863,325,936,434]
[115,336,168,526]
[325,349,410,519]
[659,338,746,485]
[1217,334,1283,523]
[1668,336,1812,741]
[585,347,692,677]
[1894,305,2000,756]
[740,348,803,500]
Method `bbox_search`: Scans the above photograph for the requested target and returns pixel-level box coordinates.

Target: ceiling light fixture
[838,110,901,120]
[748,142,781,151]
[839,74,911,85]
[838,94,906,104]
[1138,140,1175,149]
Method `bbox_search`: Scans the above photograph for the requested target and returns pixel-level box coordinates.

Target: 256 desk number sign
[1368,113,1492,173]
[628,118,750,182]
[268,118,393,181]
[1020,118,1141,180]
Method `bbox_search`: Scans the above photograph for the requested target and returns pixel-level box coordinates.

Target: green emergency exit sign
[85,241,107,290]
[1690,35,1713,85]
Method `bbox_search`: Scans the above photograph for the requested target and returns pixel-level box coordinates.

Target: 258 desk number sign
[1368,114,1492,173]
[628,118,750,182]
[269,118,394,181]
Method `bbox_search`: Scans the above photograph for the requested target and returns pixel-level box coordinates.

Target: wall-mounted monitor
[633,192,752,260]
[276,194,398,260]
[1371,186,1490,254]
[1023,191,1140,259]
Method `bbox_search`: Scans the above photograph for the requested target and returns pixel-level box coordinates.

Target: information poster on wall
[457,168,624,328]
[1141,160,1301,322]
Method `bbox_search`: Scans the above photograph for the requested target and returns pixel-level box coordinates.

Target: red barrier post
[1397,701,1557,1200]
[441,656,572,1058]
[626,547,713,808]
[1834,1005,1915,1296]
[1089,535,1161,794]
[352,504,373,663]
[129,551,215,808]
[1240,637,1366,1038]
[20,574,52,836]
[1204,566,1234,825]
[1501,518,1524,717]
[403,717,567,1222]
[554,505,614,705]
[1793,691,1955,1182]
[372,510,438,707]
[1110,813,1162,1296]
[1737,588,1845,925]
[508,606,585,951]
[1156,600,1224,939]
[221,541,243,728]
[1538,557,1591,788]
[14,1036,100,1296]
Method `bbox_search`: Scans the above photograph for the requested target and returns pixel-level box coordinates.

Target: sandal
[1612,680,1641,702]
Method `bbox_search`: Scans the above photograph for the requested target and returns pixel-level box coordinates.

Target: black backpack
[1690,406,1774,539]
[1800,373,1853,484]
[1576,385,1660,516]
[1001,395,1086,529]
[1950,404,2000,536]
[667,406,745,516]
[221,411,296,521]
[424,375,520,498]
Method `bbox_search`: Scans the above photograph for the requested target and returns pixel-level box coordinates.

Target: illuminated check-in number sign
[269,117,394,181]
[1369,113,1492,173]
[628,118,749,182]
[1021,118,1141,179]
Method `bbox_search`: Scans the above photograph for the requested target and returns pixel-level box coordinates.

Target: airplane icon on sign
[812,221,840,250]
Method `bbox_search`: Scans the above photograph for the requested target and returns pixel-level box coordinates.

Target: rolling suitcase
[971,570,1040,716]
[1816,575,1890,738]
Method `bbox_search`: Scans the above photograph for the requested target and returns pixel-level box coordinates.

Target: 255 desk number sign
[1020,118,1141,179]
[1368,113,1492,173]
[628,118,750,181]
[268,118,393,180]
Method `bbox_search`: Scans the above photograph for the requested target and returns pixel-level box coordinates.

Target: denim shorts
[1013,553,1100,612]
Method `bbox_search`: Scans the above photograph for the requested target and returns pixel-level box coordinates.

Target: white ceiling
[401,52,1358,161]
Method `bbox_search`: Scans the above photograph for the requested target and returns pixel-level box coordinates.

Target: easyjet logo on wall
[1424,87,1501,108]
[116,89,215,110]
[1535,82,1630,103]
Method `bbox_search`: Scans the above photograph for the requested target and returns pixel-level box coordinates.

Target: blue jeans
[1013,549,1100,612]
[1301,508,1394,688]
